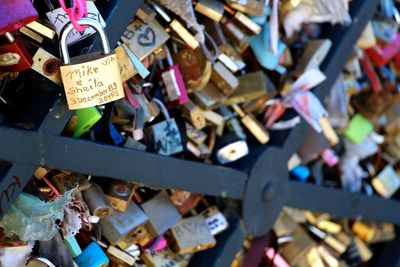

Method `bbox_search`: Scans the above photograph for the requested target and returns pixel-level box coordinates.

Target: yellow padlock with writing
[59,18,124,110]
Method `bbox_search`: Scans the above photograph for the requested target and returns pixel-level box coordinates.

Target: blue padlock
[291,165,310,182]
[75,242,109,267]
[250,23,286,70]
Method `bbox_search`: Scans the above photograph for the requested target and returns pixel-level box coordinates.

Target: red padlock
[359,52,383,93]
[0,32,33,72]
[0,0,38,34]
[366,33,400,68]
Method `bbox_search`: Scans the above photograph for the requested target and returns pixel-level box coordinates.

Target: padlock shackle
[59,18,111,64]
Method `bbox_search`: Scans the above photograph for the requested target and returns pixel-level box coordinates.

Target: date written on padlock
[59,18,124,110]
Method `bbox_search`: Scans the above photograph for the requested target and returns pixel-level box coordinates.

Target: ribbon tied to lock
[59,0,88,32]
[263,68,328,132]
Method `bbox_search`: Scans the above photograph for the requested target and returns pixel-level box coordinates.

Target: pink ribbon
[59,0,88,32]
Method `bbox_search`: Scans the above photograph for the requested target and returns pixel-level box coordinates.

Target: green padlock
[344,114,373,144]
[73,107,102,137]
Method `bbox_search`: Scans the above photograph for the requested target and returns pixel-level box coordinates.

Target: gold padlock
[166,215,216,254]
[59,18,124,110]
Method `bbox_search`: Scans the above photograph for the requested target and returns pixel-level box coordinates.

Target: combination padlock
[0,0,38,34]
[59,18,124,110]
[0,32,33,72]
[46,0,106,45]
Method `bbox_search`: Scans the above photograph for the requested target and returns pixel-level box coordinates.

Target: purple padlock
[0,0,38,34]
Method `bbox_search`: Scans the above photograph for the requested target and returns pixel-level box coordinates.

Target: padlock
[280,226,316,266]
[352,221,395,244]
[273,210,298,237]
[141,249,192,267]
[250,23,286,71]
[211,61,239,95]
[73,107,102,138]
[46,1,106,45]
[215,133,249,164]
[106,180,136,212]
[117,223,153,248]
[174,47,212,92]
[166,215,216,254]
[0,0,38,34]
[100,202,149,246]
[24,21,55,40]
[82,183,114,218]
[294,39,332,76]
[366,33,400,67]
[195,0,225,22]
[187,141,212,159]
[140,191,182,237]
[144,99,183,156]
[59,18,124,110]
[106,246,137,266]
[223,5,262,35]
[136,3,157,23]
[371,165,400,198]
[308,225,347,255]
[75,242,109,267]
[160,45,189,107]
[118,41,150,80]
[200,205,229,235]
[49,172,91,194]
[220,105,246,139]
[0,32,33,72]
[231,104,270,144]
[31,47,62,85]
[359,52,383,93]
[179,101,206,130]
[220,16,249,52]
[122,18,170,61]
[192,82,226,110]
[151,3,199,49]
[225,0,265,16]
[225,71,277,105]
[317,245,339,267]
[185,122,208,145]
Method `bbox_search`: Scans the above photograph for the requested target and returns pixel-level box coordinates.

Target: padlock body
[144,118,183,156]
[60,52,124,110]
[46,2,106,45]
[0,0,38,34]
[165,65,189,107]
[0,38,33,72]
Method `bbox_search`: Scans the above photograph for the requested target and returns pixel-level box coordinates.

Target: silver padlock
[46,1,106,45]
[59,18,124,110]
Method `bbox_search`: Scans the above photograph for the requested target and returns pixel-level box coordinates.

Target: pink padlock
[0,0,38,34]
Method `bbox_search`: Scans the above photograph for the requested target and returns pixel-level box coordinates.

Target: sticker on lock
[46,1,106,45]
[59,18,124,110]
[0,52,20,66]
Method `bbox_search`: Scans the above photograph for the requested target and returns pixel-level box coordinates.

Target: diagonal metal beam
[287,181,400,224]
[283,0,380,156]
[190,219,246,267]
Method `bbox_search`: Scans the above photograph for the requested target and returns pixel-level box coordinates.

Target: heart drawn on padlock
[137,27,156,47]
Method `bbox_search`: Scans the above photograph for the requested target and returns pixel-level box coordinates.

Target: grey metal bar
[0,126,248,199]
[0,163,36,219]
[287,181,400,224]
[38,98,72,134]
